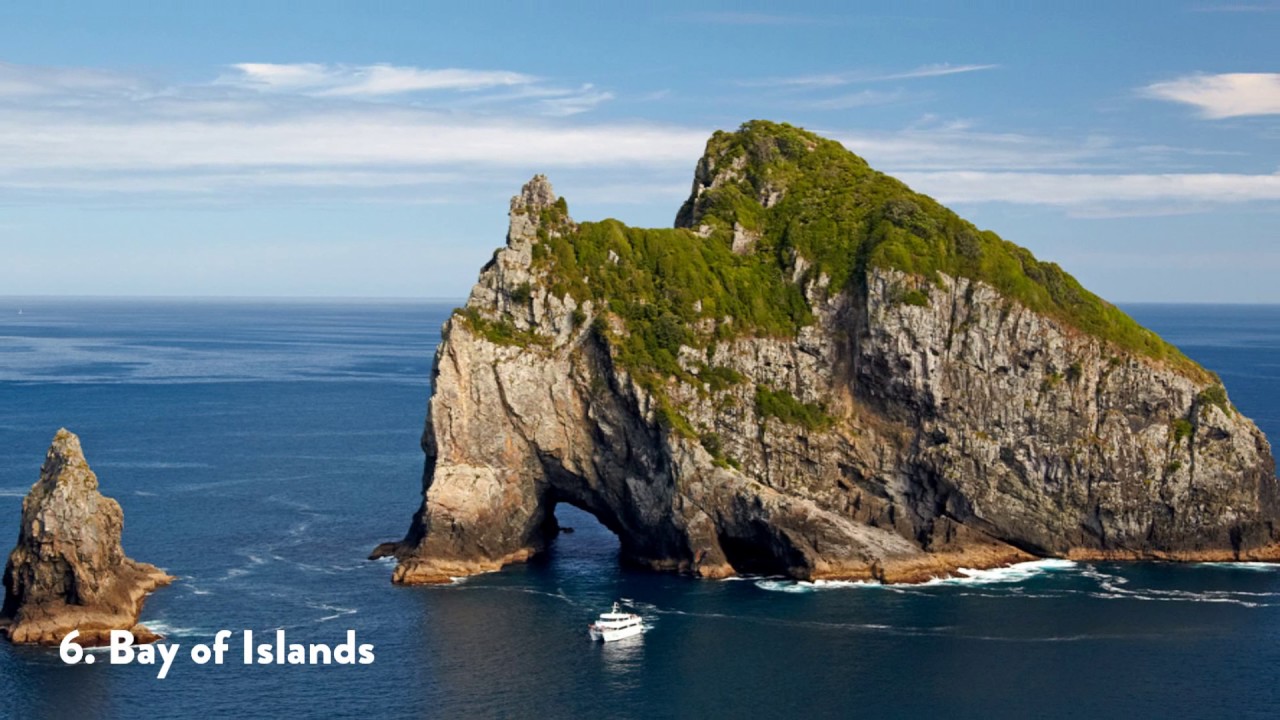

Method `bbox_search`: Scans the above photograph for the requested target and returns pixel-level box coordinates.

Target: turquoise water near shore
[1,298,1279,719]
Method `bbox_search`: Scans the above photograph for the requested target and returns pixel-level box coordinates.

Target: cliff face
[1,429,173,645]
[376,121,1279,584]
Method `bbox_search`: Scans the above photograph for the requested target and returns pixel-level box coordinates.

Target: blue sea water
[0,298,1279,719]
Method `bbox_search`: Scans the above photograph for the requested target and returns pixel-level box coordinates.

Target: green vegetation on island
[754,385,833,431]
[685,121,1206,381]
[466,120,1210,398]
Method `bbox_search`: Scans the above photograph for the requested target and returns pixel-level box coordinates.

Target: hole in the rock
[543,502,621,567]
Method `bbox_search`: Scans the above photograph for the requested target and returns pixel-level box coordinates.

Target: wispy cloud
[1142,73,1280,118]
[897,170,1280,208]
[0,107,706,172]
[830,117,1280,212]
[1,61,1276,217]
[212,61,612,116]
[0,61,699,200]
[537,85,615,116]
[833,118,1112,171]
[0,61,140,97]
[741,63,998,89]
[220,62,535,96]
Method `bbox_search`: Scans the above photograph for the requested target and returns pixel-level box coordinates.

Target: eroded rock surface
[1,429,172,645]
[375,123,1279,585]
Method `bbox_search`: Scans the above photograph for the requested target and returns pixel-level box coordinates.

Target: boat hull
[589,623,643,642]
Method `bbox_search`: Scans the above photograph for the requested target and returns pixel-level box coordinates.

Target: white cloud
[222,62,536,96]
[0,168,467,194]
[1142,73,1280,118]
[741,63,997,89]
[0,107,706,173]
[0,61,675,198]
[896,170,1280,206]
[0,62,1277,216]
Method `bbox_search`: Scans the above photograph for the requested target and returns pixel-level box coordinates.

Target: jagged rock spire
[1,429,172,645]
[507,174,572,246]
[512,174,557,213]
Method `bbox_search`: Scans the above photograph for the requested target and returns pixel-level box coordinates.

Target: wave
[918,559,1078,586]
[1193,561,1280,572]
[144,620,211,639]
[753,559,1077,593]
[753,578,881,594]
[1074,564,1280,607]
[305,602,358,623]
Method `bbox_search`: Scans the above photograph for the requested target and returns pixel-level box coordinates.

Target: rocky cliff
[375,121,1279,584]
[1,429,173,645]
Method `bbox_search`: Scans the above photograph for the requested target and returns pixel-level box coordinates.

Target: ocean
[1,298,1278,719]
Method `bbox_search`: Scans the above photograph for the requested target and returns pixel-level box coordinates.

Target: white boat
[588,602,643,642]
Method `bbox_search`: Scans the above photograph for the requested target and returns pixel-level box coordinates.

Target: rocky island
[374,120,1279,584]
[1,429,173,645]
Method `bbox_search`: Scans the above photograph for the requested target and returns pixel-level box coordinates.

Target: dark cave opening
[717,530,795,576]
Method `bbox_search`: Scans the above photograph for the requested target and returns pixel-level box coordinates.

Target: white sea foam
[753,578,881,594]
[753,579,814,593]
[753,559,1076,593]
[1078,565,1277,607]
[1194,561,1280,572]
[177,576,213,596]
[308,602,358,623]
[919,559,1077,586]
[143,620,207,638]
[1086,589,1268,607]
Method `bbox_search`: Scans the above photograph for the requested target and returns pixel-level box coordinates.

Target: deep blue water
[0,298,1279,719]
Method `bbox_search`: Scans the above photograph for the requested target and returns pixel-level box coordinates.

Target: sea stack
[375,120,1279,585]
[1,429,173,645]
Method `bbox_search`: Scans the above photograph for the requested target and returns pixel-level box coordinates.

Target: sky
[0,1,1278,301]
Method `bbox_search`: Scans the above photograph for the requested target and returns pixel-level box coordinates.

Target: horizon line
[1,294,1278,307]
[0,294,469,303]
